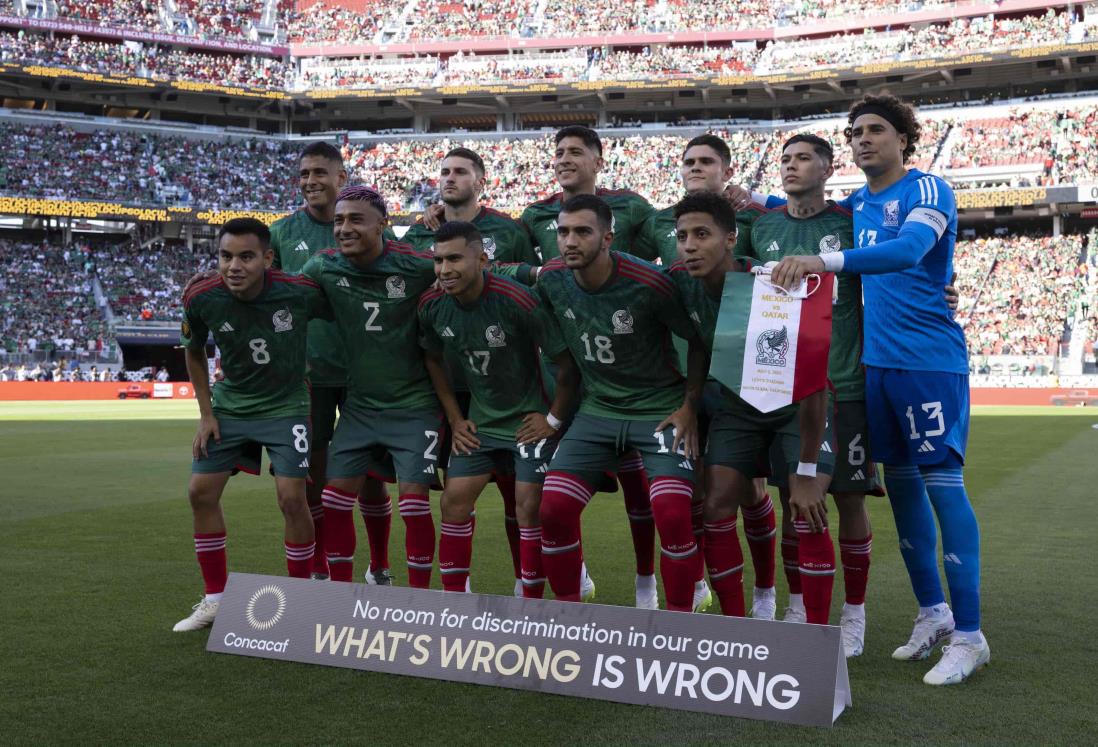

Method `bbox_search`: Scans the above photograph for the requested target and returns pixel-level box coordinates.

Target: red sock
[398,493,435,588]
[539,473,591,602]
[649,477,697,612]
[439,519,473,592]
[795,519,836,624]
[194,532,227,594]
[703,518,745,616]
[742,494,776,589]
[358,490,392,573]
[781,534,802,594]
[309,504,328,575]
[519,525,545,599]
[840,534,872,605]
[619,454,655,577]
[285,540,315,579]
[321,486,357,582]
[495,472,522,580]
[691,502,705,582]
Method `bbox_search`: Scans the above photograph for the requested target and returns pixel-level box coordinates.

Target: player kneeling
[174,219,332,632]
[419,222,579,597]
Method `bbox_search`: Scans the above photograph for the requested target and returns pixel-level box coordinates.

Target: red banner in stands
[0,382,195,400]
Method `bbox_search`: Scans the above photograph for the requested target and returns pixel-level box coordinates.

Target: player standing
[773,95,989,684]
[418,221,579,596]
[666,192,833,621]
[302,186,442,589]
[536,194,707,611]
[173,218,330,631]
[270,141,395,584]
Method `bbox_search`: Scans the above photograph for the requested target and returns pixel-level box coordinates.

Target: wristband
[796,461,817,478]
[820,251,845,272]
[546,412,563,430]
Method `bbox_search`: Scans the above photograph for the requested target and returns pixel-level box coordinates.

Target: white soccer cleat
[840,604,866,657]
[750,587,777,620]
[892,608,955,661]
[173,598,219,632]
[692,579,713,613]
[514,579,524,598]
[580,563,596,602]
[783,605,807,623]
[635,574,658,610]
[364,568,393,586]
[923,635,990,686]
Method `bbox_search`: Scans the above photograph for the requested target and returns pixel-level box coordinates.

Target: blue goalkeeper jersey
[840,169,968,374]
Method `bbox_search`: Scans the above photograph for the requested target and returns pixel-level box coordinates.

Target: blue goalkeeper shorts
[864,366,969,466]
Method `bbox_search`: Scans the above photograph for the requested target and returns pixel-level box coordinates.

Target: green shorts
[446,433,556,485]
[548,412,696,487]
[309,385,345,445]
[192,416,312,478]
[327,406,442,485]
[828,400,884,495]
[707,400,835,480]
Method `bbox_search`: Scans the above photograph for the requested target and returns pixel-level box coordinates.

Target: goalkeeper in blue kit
[773,95,988,686]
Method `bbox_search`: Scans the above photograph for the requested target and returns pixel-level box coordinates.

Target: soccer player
[270,141,395,584]
[522,126,664,607]
[666,192,833,622]
[418,221,579,596]
[173,218,331,632]
[772,95,989,685]
[536,194,707,612]
[301,186,442,589]
[738,134,877,653]
[638,132,781,620]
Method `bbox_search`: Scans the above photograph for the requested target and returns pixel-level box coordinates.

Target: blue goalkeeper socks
[885,465,946,609]
[921,462,981,633]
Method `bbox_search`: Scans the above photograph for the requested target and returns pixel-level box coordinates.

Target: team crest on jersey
[181,320,191,338]
[482,236,497,260]
[273,309,294,333]
[756,326,788,367]
[485,324,507,348]
[883,200,900,227]
[819,234,841,253]
[386,275,406,298]
[612,309,634,335]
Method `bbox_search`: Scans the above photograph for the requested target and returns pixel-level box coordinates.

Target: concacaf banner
[710,270,834,413]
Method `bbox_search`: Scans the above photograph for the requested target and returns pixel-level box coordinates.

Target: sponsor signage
[208,573,851,727]
[1078,183,1098,204]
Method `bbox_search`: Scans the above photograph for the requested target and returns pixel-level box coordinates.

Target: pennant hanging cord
[751,265,822,299]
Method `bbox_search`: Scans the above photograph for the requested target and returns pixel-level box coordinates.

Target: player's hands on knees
[657,405,699,461]
[516,412,556,445]
[944,272,960,312]
[183,269,218,295]
[771,255,825,292]
[422,203,445,231]
[450,418,480,455]
[193,415,220,459]
[789,475,828,533]
[722,184,753,211]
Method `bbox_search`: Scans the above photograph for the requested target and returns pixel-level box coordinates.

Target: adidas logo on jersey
[336,276,351,288]
[564,308,576,320]
[855,202,864,211]
[766,241,781,254]
[689,311,701,324]
[544,220,558,233]
[219,322,235,332]
[820,441,832,453]
[917,440,936,453]
[678,458,693,470]
[293,241,309,253]
[535,464,548,474]
[423,466,436,475]
[298,458,310,469]
[851,469,865,481]
[441,327,455,338]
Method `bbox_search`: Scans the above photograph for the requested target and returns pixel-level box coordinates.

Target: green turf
[1,406,1094,744]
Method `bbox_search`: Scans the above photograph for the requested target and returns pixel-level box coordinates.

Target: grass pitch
[1,402,1095,744]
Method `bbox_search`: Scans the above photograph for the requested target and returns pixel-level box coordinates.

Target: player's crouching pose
[174,218,332,632]
[536,194,708,611]
[418,221,579,597]
[666,193,833,622]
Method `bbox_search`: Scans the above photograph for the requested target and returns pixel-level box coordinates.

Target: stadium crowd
[95,240,214,323]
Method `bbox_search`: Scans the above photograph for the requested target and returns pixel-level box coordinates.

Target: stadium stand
[94,239,214,323]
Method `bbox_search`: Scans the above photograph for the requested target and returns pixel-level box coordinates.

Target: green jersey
[301,242,439,412]
[638,202,769,267]
[269,208,345,387]
[667,259,797,424]
[743,203,862,401]
[180,270,331,419]
[521,188,657,263]
[418,272,568,440]
[536,252,696,420]
[403,206,539,266]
